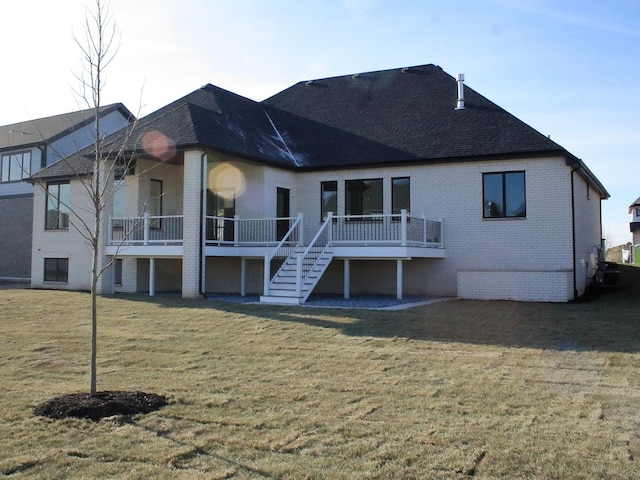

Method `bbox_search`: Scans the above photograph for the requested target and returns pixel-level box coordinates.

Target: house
[28,64,609,303]
[629,196,640,264]
[0,105,134,280]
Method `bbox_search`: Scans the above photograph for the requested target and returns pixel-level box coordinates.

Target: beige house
[29,65,608,303]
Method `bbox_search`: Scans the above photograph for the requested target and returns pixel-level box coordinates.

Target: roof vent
[352,74,360,79]
[402,67,410,73]
[455,74,465,110]
[306,80,314,86]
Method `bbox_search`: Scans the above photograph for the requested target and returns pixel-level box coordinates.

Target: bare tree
[72,0,129,396]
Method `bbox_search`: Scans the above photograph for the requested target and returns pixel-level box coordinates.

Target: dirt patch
[33,391,168,421]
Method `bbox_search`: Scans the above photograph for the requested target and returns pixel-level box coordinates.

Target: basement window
[44,258,68,283]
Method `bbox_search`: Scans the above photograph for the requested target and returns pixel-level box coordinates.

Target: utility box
[595,262,620,287]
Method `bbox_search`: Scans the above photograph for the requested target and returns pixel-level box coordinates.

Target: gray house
[0,105,133,280]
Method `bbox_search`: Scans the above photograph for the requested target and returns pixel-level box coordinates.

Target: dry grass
[1,267,639,478]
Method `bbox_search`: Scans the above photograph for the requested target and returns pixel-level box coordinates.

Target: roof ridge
[297,63,440,85]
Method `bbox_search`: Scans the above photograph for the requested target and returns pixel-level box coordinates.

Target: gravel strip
[207,293,452,310]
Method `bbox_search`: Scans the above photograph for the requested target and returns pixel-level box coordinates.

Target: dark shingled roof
[264,64,566,165]
[30,64,608,197]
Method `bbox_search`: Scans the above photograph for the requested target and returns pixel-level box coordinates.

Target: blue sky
[1,0,638,246]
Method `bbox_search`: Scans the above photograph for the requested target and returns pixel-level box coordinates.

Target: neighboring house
[28,64,609,302]
[0,105,134,280]
[629,196,640,264]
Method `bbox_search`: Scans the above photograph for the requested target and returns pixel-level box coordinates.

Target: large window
[45,182,70,230]
[392,177,410,215]
[483,171,526,218]
[345,178,383,217]
[44,258,68,283]
[321,181,337,221]
[1,151,31,182]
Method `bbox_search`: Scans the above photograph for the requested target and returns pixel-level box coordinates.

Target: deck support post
[240,257,246,296]
[149,257,156,297]
[344,259,350,299]
[396,259,403,300]
[263,256,270,296]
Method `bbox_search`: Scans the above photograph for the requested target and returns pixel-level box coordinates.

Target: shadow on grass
[113,266,640,354]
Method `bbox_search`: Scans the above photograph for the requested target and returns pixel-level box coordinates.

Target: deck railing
[108,215,183,245]
[108,211,443,248]
[205,215,301,246]
[330,211,442,247]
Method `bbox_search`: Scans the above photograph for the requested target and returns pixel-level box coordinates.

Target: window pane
[44,258,57,282]
[150,179,162,216]
[1,156,8,182]
[392,177,410,214]
[58,258,69,282]
[114,259,122,286]
[46,184,59,230]
[58,183,70,228]
[44,258,68,282]
[483,173,504,217]
[505,172,526,217]
[346,179,382,216]
[9,155,22,181]
[22,152,31,179]
[113,179,125,218]
[46,183,70,230]
[321,181,337,220]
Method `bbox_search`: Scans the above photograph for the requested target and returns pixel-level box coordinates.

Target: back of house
[28,65,608,302]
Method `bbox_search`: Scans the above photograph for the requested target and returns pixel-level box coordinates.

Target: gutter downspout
[570,162,581,300]
[199,152,207,298]
[37,144,47,169]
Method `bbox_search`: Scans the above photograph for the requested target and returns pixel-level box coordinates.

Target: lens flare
[142,130,176,161]
[208,163,246,199]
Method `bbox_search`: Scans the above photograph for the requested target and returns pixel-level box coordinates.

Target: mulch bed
[33,391,168,421]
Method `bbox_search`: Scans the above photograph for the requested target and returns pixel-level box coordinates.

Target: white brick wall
[458,270,573,302]
[32,148,603,303]
[294,156,581,300]
[31,162,114,292]
[182,149,205,297]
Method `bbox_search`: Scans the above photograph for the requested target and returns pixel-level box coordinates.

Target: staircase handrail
[263,214,303,295]
[295,213,333,295]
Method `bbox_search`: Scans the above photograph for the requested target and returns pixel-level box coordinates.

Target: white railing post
[234,215,240,246]
[438,217,444,247]
[263,256,271,296]
[298,213,304,245]
[327,212,333,245]
[401,209,407,247]
[143,212,150,246]
[107,216,113,245]
[296,253,303,298]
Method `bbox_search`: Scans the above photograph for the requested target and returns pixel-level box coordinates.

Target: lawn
[1,267,639,479]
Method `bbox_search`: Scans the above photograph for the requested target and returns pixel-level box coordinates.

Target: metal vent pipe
[455,73,465,110]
